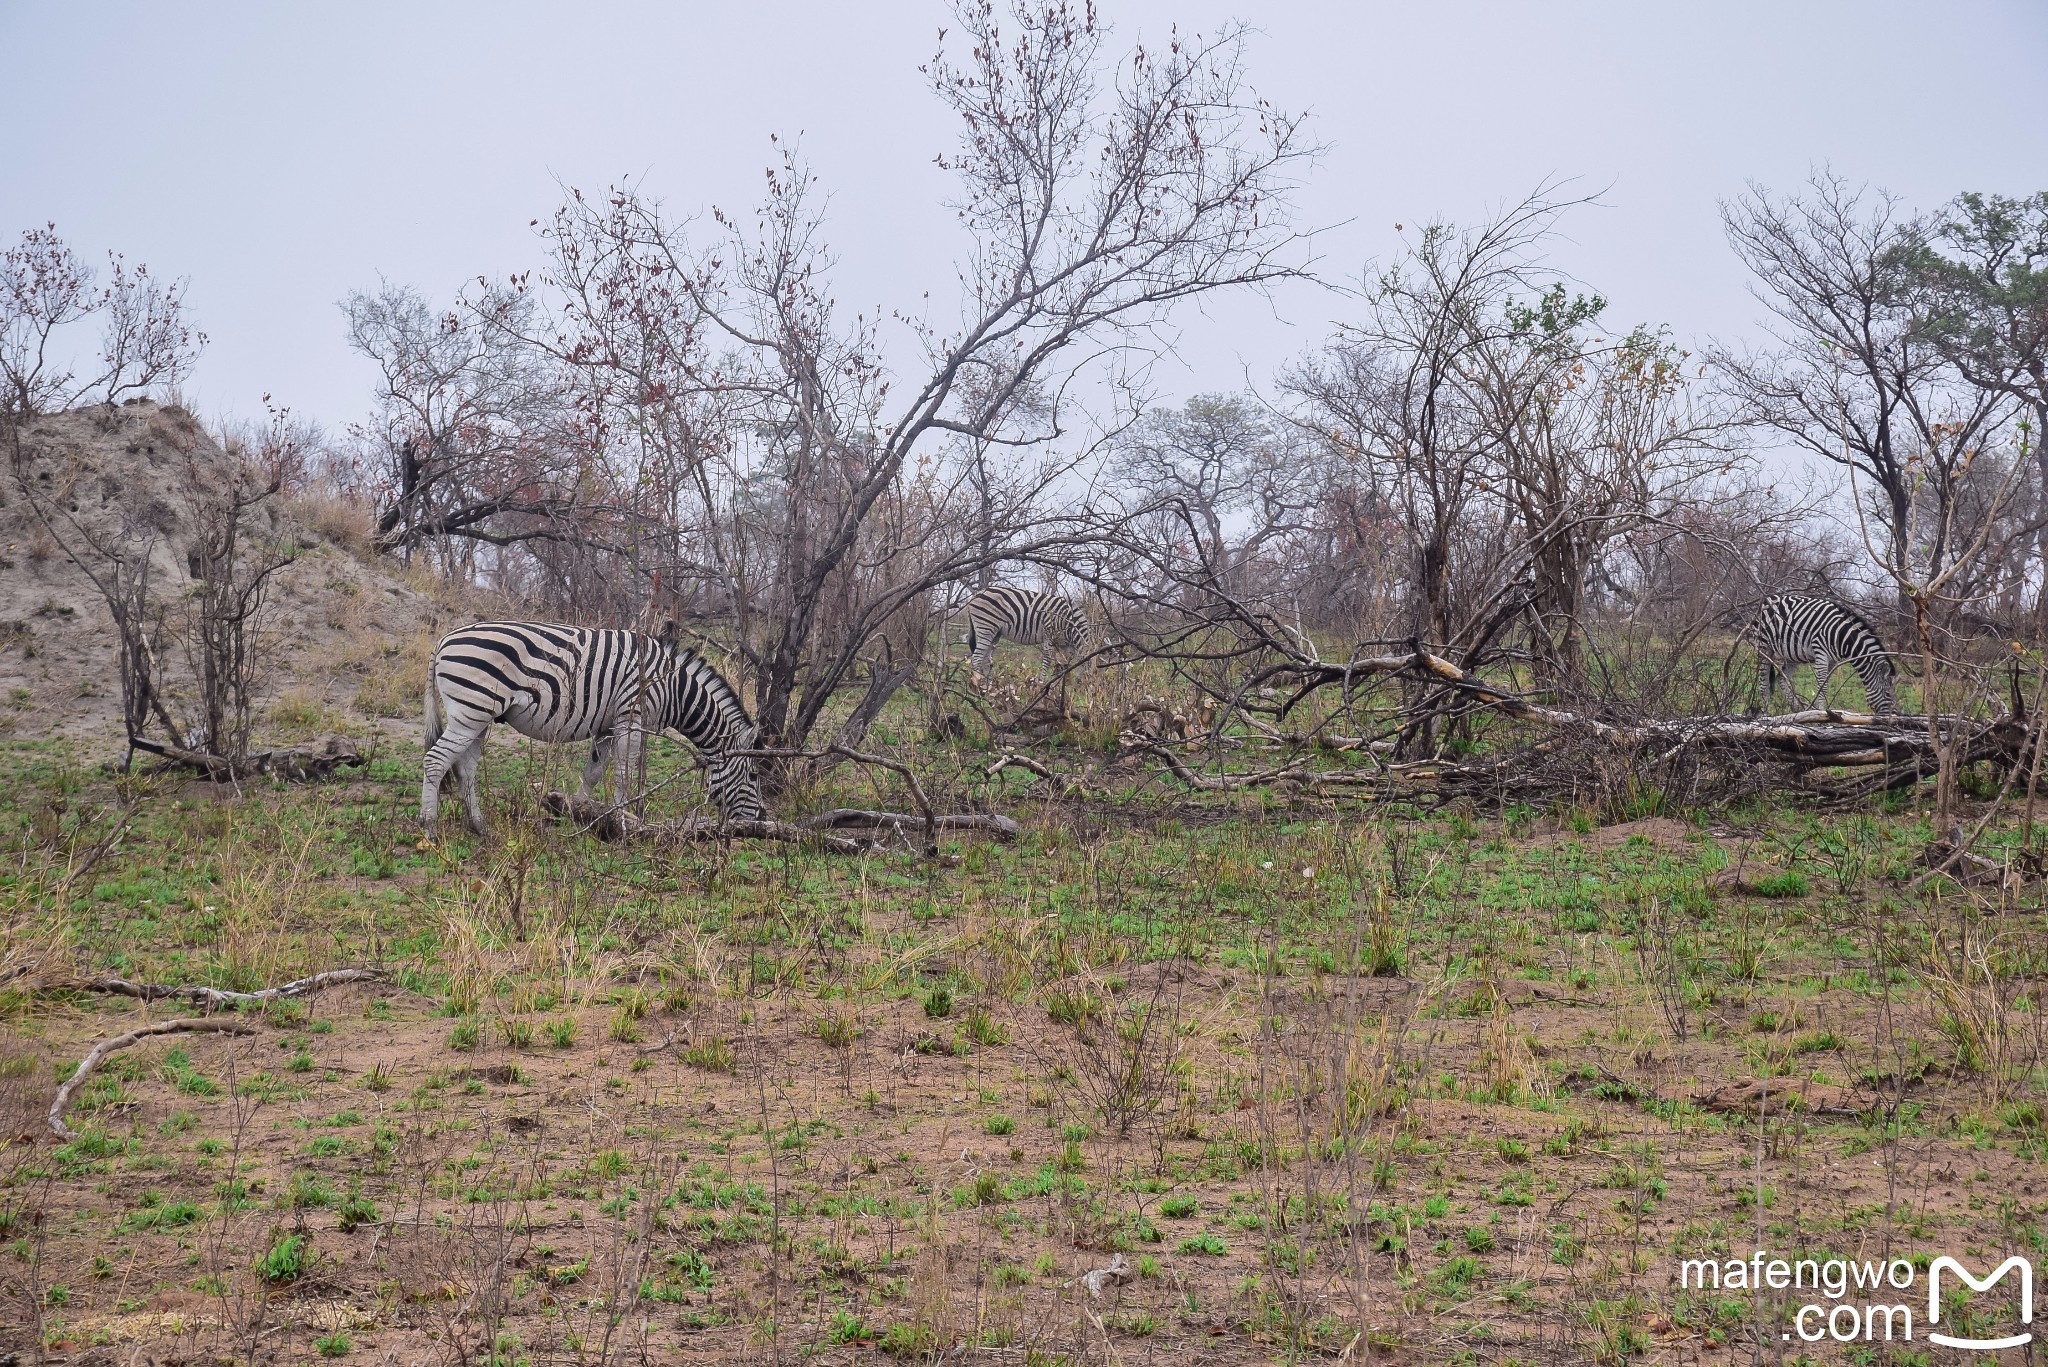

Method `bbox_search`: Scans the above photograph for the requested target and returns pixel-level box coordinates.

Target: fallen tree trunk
[540,793,1023,853]
[730,744,941,852]
[540,791,863,851]
[1118,737,1319,792]
[1282,648,2017,764]
[801,808,1021,840]
[54,968,383,1009]
[49,1017,257,1139]
[1134,648,2030,804]
[131,735,369,782]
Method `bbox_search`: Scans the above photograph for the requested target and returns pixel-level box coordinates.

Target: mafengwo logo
[1678,1251,2033,1349]
[1927,1257,2032,1351]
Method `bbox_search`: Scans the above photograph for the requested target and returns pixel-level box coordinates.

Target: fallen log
[1272,647,2016,763]
[1150,647,2032,803]
[131,735,369,782]
[1692,1076,1878,1118]
[1120,735,1319,792]
[49,1017,257,1139]
[54,968,383,1010]
[541,793,1023,853]
[540,791,866,852]
[801,808,1021,841]
[729,744,943,852]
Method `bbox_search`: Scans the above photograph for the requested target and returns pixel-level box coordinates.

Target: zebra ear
[656,618,678,652]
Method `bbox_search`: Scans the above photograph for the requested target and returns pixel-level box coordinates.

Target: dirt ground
[2,760,2043,1364]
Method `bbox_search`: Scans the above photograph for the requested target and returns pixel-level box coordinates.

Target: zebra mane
[1828,599,1890,652]
[664,641,757,730]
[1783,592,1891,651]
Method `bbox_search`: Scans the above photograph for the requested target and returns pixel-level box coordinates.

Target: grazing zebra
[421,621,766,835]
[961,586,1095,680]
[1747,593,1898,716]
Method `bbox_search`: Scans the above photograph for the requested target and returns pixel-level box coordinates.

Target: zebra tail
[424,671,457,794]
[424,671,443,753]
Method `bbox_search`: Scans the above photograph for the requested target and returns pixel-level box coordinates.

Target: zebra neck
[660,658,749,747]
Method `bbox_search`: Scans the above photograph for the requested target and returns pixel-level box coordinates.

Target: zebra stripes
[1748,593,1897,716]
[962,587,1095,679]
[421,621,766,834]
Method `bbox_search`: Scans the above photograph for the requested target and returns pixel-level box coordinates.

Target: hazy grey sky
[4,1,2045,435]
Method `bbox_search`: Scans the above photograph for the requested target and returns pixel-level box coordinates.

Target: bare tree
[1720,172,2035,821]
[23,503,184,766]
[1266,192,1729,750]
[342,281,611,559]
[1716,173,2016,605]
[181,456,296,762]
[1107,394,1322,604]
[1,224,203,430]
[1903,190,2048,629]
[449,1,1309,767]
[1475,300,1728,683]
[1288,195,1576,661]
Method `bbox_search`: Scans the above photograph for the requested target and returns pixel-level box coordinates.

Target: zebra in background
[961,586,1096,681]
[421,621,766,835]
[1747,593,1898,716]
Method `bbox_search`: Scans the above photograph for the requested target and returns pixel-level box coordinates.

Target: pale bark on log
[57,968,383,1009]
[131,735,368,782]
[48,1018,257,1139]
[540,792,1021,852]
[987,751,1061,782]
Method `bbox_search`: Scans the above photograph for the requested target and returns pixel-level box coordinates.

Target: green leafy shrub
[1750,870,1809,898]
[255,1233,307,1284]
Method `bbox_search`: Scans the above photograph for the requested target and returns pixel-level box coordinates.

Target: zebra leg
[578,732,616,800]
[421,717,490,832]
[969,638,995,681]
[1754,658,1772,715]
[611,720,645,808]
[1811,652,1833,711]
[452,736,487,834]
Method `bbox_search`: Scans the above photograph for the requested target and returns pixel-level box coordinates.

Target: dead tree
[1127,644,2033,808]
[1902,191,2048,634]
[180,459,292,761]
[1274,191,1730,752]
[342,282,615,561]
[455,1,1309,770]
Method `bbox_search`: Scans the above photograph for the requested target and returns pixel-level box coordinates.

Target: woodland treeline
[5,3,2047,818]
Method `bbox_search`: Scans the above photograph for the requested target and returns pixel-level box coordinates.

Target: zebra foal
[961,586,1095,680]
[1747,593,1897,716]
[422,621,766,836]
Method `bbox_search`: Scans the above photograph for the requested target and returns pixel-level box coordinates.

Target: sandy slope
[0,399,450,753]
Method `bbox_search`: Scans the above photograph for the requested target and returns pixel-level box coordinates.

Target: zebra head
[647,634,768,822]
[709,724,768,822]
